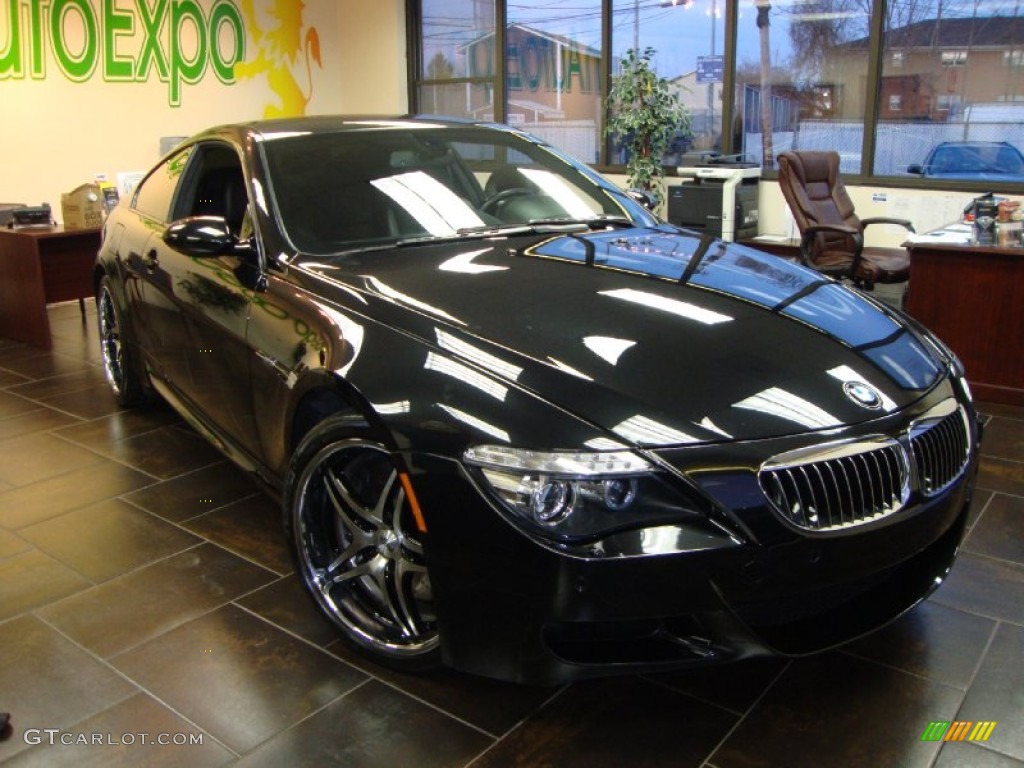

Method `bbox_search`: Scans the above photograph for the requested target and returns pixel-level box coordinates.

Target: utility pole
[756,0,774,168]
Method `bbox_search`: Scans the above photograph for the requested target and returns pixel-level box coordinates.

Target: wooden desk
[0,226,100,349]
[904,238,1024,406]
[738,236,801,262]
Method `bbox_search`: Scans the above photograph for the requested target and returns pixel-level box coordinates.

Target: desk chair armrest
[798,224,864,267]
[802,223,860,237]
[861,217,915,233]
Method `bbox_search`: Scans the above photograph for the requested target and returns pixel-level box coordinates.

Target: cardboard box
[61,184,104,230]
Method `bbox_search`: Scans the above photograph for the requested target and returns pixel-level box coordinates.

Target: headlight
[463,445,709,541]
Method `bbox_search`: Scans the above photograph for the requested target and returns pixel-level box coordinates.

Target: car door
[123,146,195,387]
[147,141,263,455]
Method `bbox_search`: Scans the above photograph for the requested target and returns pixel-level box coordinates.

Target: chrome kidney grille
[910,404,972,496]
[758,399,972,533]
[760,440,909,532]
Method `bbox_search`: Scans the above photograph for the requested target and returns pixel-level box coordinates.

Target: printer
[667,155,761,242]
[1,203,27,228]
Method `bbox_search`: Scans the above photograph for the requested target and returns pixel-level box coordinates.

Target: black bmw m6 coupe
[94,116,979,684]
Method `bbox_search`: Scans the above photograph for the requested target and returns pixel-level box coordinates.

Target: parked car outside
[95,116,979,684]
[906,140,1024,183]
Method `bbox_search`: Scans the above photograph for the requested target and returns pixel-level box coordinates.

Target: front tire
[285,417,440,670]
[96,276,149,407]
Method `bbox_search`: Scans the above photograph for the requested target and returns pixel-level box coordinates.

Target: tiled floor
[1,301,1022,768]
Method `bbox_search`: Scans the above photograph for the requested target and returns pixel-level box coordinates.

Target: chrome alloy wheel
[97,283,126,397]
[292,440,438,660]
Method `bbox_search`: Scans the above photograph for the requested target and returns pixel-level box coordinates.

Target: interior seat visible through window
[193,166,248,236]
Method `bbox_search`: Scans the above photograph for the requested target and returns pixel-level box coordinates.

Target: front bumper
[411,446,977,686]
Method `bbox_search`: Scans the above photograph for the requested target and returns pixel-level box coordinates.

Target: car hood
[302,226,946,447]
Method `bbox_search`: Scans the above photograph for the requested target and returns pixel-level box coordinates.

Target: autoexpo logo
[921,721,997,742]
[0,0,246,106]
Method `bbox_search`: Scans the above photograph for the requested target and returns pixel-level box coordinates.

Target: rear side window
[133,146,193,222]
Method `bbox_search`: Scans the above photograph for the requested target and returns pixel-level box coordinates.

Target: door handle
[142,249,159,272]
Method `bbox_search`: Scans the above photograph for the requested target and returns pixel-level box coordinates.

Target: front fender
[248,272,622,485]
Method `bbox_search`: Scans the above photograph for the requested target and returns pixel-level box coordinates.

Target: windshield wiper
[391,225,538,247]
[455,224,538,236]
[525,215,636,230]
[391,217,638,248]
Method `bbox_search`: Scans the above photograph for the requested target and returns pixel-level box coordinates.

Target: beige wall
[0,0,406,222]
[337,0,408,115]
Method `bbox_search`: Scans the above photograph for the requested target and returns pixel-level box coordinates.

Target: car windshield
[926,144,1024,176]
[258,124,643,255]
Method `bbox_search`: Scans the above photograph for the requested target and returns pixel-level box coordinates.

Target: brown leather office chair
[777,150,914,288]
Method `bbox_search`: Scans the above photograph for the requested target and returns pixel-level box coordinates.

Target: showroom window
[610,1,725,163]
[409,0,1024,186]
[506,1,604,163]
[416,0,497,120]
[731,0,867,173]
[874,3,1024,178]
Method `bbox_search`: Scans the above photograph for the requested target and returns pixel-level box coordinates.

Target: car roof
[931,140,1017,150]
[196,115,493,142]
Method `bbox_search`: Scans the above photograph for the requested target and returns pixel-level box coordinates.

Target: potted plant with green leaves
[605,47,691,211]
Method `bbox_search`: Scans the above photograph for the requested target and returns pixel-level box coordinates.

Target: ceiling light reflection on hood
[599,288,733,325]
[583,336,636,366]
[425,352,508,401]
[438,404,510,443]
[436,329,523,381]
[697,416,733,439]
[547,357,593,380]
[612,414,698,446]
[734,386,841,429]
[439,249,508,274]
[365,276,465,325]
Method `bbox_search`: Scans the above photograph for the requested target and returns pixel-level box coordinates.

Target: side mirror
[163,215,235,256]
[906,164,924,176]
[625,188,659,211]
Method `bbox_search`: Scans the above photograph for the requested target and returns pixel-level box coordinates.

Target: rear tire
[96,276,149,407]
[284,416,441,671]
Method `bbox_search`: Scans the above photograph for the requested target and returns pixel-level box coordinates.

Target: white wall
[0,0,406,222]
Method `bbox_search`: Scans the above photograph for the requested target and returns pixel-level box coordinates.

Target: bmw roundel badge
[843,380,883,409]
